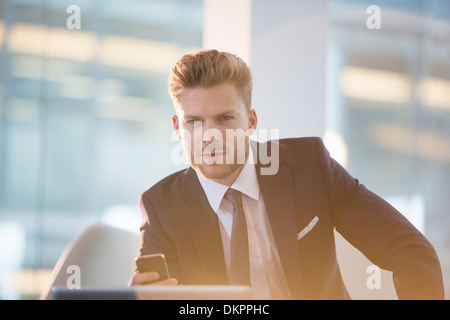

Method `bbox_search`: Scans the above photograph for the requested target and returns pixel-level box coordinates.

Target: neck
[211,164,245,186]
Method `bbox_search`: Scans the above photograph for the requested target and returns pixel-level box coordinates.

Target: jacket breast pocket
[297,215,319,241]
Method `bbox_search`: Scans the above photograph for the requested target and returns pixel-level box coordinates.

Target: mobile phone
[135,253,170,282]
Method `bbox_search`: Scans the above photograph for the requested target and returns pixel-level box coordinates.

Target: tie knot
[224,188,243,208]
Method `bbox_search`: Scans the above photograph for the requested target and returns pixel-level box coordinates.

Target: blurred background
[0,0,449,299]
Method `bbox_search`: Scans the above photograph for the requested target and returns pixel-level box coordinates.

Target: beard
[186,136,250,182]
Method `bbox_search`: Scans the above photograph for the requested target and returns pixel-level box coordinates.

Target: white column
[203,0,329,139]
[203,0,253,63]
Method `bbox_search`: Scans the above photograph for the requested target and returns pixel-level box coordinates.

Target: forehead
[174,82,245,117]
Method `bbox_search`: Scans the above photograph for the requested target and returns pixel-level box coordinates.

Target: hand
[128,271,178,287]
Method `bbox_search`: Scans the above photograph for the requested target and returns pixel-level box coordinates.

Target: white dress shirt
[196,145,292,299]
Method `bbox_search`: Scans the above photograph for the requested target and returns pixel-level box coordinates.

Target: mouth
[203,150,225,157]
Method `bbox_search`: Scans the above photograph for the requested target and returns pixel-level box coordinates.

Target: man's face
[172,82,257,186]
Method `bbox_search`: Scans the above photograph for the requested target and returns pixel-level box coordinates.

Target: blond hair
[168,49,253,110]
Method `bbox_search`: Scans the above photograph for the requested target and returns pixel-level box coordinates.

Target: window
[328,0,450,296]
[0,0,203,299]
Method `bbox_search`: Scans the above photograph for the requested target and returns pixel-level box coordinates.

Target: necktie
[224,188,251,285]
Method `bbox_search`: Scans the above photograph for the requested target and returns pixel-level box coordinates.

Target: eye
[221,116,233,121]
[187,120,202,125]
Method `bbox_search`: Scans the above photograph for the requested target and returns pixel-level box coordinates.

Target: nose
[201,120,223,146]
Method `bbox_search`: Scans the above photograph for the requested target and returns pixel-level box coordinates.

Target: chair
[334,231,397,300]
[40,223,140,300]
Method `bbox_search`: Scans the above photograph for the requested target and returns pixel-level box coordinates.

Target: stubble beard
[188,138,250,182]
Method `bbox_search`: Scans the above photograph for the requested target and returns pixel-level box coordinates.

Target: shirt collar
[196,142,260,213]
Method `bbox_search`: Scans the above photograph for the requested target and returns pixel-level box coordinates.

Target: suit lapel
[178,167,228,284]
[255,141,304,299]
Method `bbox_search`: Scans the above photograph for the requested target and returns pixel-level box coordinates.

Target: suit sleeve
[138,192,182,282]
[314,138,444,299]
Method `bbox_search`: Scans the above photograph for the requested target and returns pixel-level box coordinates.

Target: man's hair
[168,49,253,110]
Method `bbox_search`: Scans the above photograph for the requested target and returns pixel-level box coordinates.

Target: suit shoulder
[252,137,325,169]
[141,168,187,200]
[278,136,322,148]
[276,136,324,157]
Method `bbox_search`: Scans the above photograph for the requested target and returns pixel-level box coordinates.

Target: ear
[172,115,181,140]
[248,109,258,131]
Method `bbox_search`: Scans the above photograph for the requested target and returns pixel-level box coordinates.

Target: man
[129,49,444,299]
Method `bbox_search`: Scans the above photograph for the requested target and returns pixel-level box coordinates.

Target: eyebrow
[215,111,235,117]
[184,110,235,120]
[184,114,202,120]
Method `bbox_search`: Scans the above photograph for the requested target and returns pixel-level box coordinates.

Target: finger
[129,271,160,286]
[153,277,178,286]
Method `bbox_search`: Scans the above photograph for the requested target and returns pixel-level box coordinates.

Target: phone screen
[135,253,170,281]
